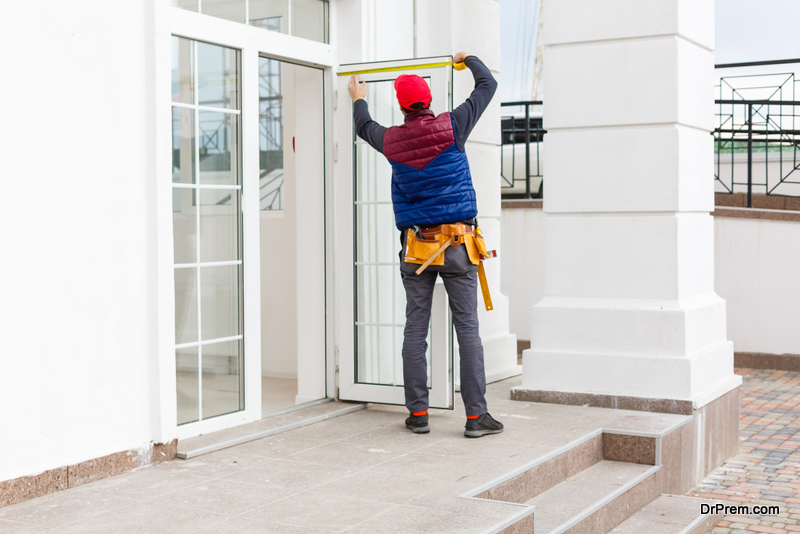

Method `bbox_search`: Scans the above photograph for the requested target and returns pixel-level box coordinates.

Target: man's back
[352,55,497,229]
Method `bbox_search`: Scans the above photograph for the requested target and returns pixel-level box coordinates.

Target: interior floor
[261,376,298,415]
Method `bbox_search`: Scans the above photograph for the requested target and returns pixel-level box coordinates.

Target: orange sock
[466,414,480,419]
[412,410,427,416]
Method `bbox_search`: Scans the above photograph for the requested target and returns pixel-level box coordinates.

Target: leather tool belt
[403,223,496,311]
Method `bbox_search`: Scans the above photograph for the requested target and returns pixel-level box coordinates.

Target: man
[348,52,503,438]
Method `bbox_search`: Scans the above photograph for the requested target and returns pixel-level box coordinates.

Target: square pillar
[511,0,740,486]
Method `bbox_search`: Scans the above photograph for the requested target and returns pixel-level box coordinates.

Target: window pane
[292,0,328,43]
[249,0,287,33]
[171,36,194,104]
[202,339,243,419]
[175,268,199,345]
[172,0,199,11]
[200,264,241,341]
[199,111,240,185]
[176,347,199,424]
[199,189,240,262]
[173,189,197,264]
[201,0,246,24]
[172,107,196,184]
[259,57,284,211]
[197,42,240,109]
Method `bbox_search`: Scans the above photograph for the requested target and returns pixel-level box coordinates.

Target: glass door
[172,36,245,425]
[335,58,454,408]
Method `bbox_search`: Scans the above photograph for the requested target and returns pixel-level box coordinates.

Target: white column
[521,0,741,405]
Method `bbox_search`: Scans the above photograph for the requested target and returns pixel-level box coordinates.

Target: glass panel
[199,111,240,185]
[172,0,199,11]
[292,0,328,43]
[171,36,194,104]
[175,268,199,344]
[201,0,246,24]
[200,264,241,341]
[355,265,396,324]
[365,80,406,127]
[356,204,396,265]
[202,339,243,418]
[353,78,437,388]
[199,189,240,262]
[176,347,199,424]
[172,107,196,185]
[197,42,240,109]
[259,57,284,211]
[173,189,197,263]
[249,0,287,33]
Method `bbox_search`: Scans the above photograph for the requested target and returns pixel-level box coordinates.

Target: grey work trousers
[399,234,488,416]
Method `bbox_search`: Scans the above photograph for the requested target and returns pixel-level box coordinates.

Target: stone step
[608,494,722,534]
[524,459,656,533]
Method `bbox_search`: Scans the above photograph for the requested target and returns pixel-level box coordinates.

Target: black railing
[500,98,800,208]
[501,101,545,199]
[713,99,800,207]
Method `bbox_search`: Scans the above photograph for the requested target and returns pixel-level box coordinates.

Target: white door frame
[162,7,337,440]
[332,57,455,408]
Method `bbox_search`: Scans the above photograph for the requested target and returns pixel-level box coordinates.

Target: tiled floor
[688,368,800,534]
[0,376,690,534]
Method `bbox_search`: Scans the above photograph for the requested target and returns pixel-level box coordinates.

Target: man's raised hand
[453,52,473,65]
[349,74,367,103]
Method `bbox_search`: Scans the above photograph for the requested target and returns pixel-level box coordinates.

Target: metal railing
[713,98,800,207]
[499,96,800,208]
[500,101,545,199]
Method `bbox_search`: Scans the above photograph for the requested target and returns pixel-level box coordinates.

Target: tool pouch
[403,229,446,267]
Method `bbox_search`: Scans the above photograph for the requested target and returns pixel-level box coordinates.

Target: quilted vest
[383,110,478,230]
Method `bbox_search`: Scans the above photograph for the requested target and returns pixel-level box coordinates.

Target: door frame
[162,7,338,441]
[332,57,455,408]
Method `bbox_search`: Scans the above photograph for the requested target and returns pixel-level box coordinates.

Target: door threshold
[177,400,369,459]
[261,397,333,419]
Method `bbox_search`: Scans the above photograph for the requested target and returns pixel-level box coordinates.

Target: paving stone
[690,369,800,534]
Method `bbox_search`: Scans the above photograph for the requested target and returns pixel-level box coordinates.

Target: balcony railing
[500,101,544,199]
[500,98,800,208]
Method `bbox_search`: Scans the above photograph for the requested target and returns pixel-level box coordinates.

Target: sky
[498,0,800,103]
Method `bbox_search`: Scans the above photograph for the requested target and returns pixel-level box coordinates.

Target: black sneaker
[405,413,430,434]
[464,413,504,438]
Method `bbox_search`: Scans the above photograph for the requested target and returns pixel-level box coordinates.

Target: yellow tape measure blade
[477,262,493,312]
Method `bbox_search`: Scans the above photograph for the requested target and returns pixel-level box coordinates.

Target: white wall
[500,208,545,341]
[715,216,800,355]
[503,207,800,357]
[261,64,299,380]
[0,1,164,481]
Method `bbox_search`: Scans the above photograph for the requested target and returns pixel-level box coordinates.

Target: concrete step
[524,459,656,534]
[608,495,722,534]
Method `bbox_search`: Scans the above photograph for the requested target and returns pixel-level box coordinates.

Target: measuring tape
[478,262,493,312]
[338,61,463,77]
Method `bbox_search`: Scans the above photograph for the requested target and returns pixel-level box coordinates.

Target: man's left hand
[349,75,367,102]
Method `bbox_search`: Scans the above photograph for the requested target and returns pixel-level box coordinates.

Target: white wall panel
[544,37,711,130]
[543,0,713,51]
[715,217,800,355]
[0,0,158,482]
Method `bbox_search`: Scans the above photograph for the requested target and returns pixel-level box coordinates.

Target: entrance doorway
[334,57,455,408]
[258,57,326,415]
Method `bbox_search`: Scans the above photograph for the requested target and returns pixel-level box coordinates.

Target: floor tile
[57,501,226,534]
[0,486,132,527]
[240,491,397,531]
[221,458,353,492]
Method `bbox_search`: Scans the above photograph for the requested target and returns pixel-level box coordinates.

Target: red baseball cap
[394,74,432,110]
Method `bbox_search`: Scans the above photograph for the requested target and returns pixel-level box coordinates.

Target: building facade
[0,0,518,490]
